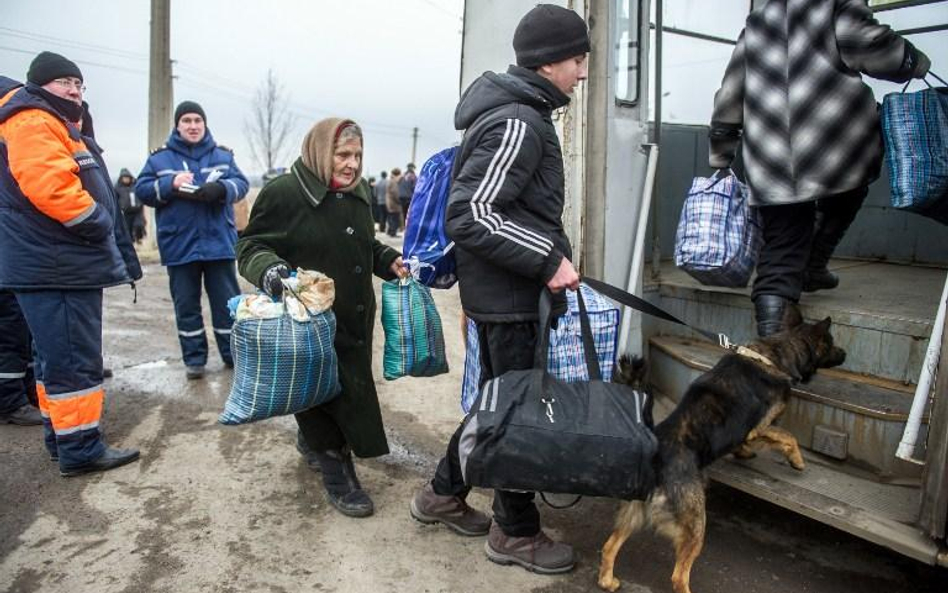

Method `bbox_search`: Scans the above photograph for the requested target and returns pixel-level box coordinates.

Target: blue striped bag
[381,277,449,380]
[220,303,341,425]
[461,283,619,413]
[882,77,948,225]
[674,170,762,287]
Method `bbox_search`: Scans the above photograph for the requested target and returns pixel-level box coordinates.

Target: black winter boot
[803,205,860,292]
[754,295,794,337]
[314,447,374,518]
[802,229,840,292]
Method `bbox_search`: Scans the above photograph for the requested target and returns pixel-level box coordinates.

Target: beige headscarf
[300,117,363,193]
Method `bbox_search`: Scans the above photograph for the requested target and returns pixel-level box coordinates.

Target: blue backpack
[403,146,459,288]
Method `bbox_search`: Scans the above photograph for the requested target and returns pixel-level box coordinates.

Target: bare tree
[245,69,294,173]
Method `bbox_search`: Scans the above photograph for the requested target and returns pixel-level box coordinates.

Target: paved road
[1,243,946,593]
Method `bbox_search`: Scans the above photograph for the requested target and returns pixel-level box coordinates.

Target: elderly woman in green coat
[236,118,406,518]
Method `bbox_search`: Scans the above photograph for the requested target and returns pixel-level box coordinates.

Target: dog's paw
[789,456,806,471]
[598,576,622,592]
[733,446,756,460]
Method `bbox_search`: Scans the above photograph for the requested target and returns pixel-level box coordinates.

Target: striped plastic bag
[381,277,449,380]
[220,303,341,425]
[461,283,619,413]
[674,170,762,287]
[882,77,948,225]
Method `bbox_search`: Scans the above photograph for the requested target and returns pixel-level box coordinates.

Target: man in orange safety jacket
[0,51,142,477]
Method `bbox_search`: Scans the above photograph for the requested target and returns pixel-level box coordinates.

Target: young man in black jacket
[410,4,588,575]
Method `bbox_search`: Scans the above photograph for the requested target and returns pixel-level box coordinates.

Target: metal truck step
[644,261,944,384]
[701,446,948,567]
[649,335,927,481]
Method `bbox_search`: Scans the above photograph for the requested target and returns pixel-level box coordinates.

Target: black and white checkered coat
[710,0,925,206]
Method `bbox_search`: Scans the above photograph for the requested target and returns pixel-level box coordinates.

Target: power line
[0,27,147,60]
[0,45,147,76]
[413,0,463,21]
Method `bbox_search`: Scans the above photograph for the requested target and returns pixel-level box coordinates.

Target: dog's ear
[815,317,832,333]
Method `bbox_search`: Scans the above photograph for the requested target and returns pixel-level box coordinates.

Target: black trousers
[0,291,33,414]
[752,186,867,302]
[432,321,541,537]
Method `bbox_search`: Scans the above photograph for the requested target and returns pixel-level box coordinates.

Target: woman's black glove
[262,264,291,298]
[192,182,227,203]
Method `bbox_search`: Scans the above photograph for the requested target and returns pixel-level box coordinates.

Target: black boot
[803,205,860,292]
[802,228,839,292]
[754,295,792,337]
[314,447,374,518]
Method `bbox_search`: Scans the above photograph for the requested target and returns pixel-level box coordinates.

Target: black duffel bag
[458,287,657,500]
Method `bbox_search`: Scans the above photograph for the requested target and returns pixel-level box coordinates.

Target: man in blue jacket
[136,101,249,380]
[0,52,142,476]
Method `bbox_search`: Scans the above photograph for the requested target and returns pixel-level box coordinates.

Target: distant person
[385,167,402,237]
[397,162,417,227]
[237,118,407,518]
[710,0,930,336]
[0,52,142,476]
[135,101,249,379]
[373,170,389,234]
[115,168,145,244]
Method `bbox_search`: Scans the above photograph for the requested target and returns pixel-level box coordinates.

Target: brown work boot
[410,482,491,536]
[484,523,575,574]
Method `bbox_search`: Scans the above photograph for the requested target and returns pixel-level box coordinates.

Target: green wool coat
[236,158,400,457]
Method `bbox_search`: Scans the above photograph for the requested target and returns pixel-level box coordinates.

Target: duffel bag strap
[536,288,602,380]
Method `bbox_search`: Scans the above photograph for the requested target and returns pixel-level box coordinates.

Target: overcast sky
[1,0,466,181]
[1,1,943,182]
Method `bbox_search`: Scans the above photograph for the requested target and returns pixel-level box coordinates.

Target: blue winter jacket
[0,77,142,290]
[135,129,249,266]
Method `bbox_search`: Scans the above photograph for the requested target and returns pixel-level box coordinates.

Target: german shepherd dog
[597,316,846,593]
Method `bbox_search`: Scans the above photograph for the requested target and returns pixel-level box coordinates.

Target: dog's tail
[615,354,647,390]
[615,355,654,429]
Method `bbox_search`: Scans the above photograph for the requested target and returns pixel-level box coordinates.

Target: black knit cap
[27,51,83,86]
[174,100,206,125]
[513,4,590,68]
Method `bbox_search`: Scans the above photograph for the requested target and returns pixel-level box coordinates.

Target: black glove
[192,182,227,203]
[262,264,291,298]
[913,50,931,79]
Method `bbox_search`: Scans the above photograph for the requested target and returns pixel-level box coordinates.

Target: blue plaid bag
[461,283,618,413]
[882,77,948,225]
[381,277,449,380]
[220,302,341,425]
[674,170,762,287]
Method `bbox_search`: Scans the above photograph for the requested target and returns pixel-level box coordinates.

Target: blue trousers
[15,290,107,469]
[0,291,33,414]
[167,259,240,367]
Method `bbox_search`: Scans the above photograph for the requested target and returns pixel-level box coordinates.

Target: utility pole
[410,127,418,165]
[146,0,172,251]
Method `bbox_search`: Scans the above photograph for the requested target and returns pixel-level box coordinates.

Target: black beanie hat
[174,101,206,125]
[513,4,590,68]
[27,51,83,86]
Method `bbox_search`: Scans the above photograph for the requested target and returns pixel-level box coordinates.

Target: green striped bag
[381,277,449,380]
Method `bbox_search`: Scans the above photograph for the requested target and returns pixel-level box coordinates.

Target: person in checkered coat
[710,0,930,337]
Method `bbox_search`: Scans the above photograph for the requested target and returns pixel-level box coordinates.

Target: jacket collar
[506,65,571,111]
[0,84,81,142]
[291,157,370,208]
[166,128,216,159]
